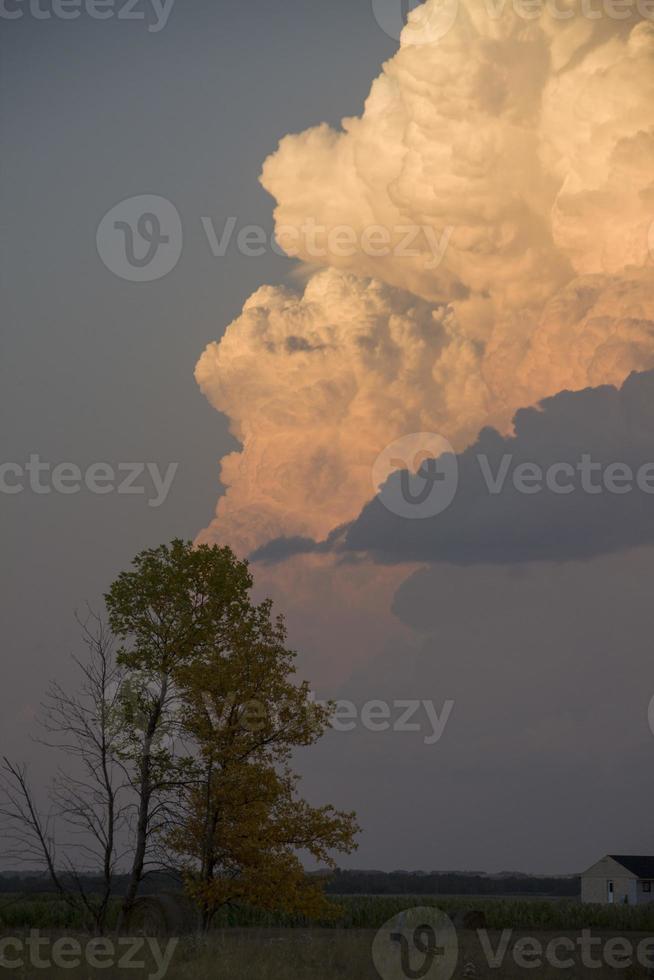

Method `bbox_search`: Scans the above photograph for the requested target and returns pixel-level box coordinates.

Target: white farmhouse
[581,855,654,905]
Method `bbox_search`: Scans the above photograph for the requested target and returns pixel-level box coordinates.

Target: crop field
[4,892,653,932]
[2,895,654,979]
[0,926,653,979]
[210,894,654,932]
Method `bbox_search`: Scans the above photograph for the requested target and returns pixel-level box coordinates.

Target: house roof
[608,856,654,878]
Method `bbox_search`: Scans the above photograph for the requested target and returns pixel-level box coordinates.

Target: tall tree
[104,539,271,925]
[169,598,359,927]
[1,539,358,932]
[106,538,358,928]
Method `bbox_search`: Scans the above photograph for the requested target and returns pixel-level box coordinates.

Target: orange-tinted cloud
[196,1,654,563]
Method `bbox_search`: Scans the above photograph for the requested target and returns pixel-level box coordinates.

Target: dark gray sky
[1,0,394,786]
[3,0,653,877]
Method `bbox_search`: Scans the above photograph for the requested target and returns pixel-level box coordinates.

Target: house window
[643,882,651,893]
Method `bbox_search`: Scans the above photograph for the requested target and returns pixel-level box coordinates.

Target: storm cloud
[254,369,654,566]
[197,6,654,556]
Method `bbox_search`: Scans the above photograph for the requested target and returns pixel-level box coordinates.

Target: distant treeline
[0,872,180,895]
[0,869,580,898]
[323,870,580,897]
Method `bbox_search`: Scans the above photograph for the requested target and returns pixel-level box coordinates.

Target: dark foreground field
[2,896,654,978]
[164,928,654,979]
[1,927,654,979]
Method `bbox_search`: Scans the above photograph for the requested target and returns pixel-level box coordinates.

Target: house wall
[636,881,654,905]
[581,856,639,905]
[581,875,608,904]
[581,874,637,904]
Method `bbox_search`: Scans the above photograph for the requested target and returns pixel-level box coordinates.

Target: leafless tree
[0,610,129,934]
[0,758,70,897]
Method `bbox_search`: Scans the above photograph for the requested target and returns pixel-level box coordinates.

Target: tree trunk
[119,676,167,931]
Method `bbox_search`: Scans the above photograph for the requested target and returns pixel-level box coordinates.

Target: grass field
[0,927,653,978]
[3,892,654,932]
[2,895,654,978]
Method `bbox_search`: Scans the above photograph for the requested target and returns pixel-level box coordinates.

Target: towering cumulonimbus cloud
[196,270,491,552]
[196,0,654,555]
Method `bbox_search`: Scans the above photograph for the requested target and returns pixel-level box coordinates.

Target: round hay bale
[452,909,486,930]
[125,893,198,936]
